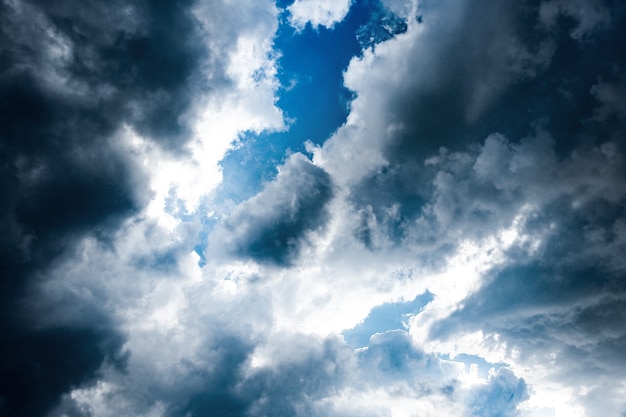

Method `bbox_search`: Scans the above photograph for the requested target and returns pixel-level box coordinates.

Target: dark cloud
[430,195,626,373]
[0,318,127,417]
[238,336,350,417]
[349,0,626,245]
[415,123,626,390]
[50,331,351,417]
[354,331,529,416]
[411,116,625,354]
[322,2,626,410]
[418,118,626,415]
[1,0,210,147]
[210,153,334,265]
[0,0,220,414]
[46,334,255,417]
[163,335,254,417]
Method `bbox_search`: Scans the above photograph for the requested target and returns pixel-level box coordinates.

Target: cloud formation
[1,0,625,416]
[209,153,334,265]
[0,0,279,414]
[308,0,626,414]
[288,0,353,30]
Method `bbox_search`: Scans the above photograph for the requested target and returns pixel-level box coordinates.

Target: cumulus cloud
[288,0,353,30]
[208,153,334,266]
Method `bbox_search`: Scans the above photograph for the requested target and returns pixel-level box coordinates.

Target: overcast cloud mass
[1,0,625,416]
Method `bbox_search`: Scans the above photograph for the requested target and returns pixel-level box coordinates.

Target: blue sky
[1,0,625,416]
[218,0,374,202]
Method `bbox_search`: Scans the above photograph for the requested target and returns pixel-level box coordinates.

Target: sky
[0,0,625,416]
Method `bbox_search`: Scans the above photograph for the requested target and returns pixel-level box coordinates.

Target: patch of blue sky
[343,291,434,347]
[216,0,407,203]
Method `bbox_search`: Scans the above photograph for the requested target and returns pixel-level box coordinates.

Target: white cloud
[288,0,353,30]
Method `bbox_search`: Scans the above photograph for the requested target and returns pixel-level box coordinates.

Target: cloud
[327,330,528,417]
[419,128,626,331]
[2,0,625,416]
[288,0,353,30]
[208,153,334,266]
[305,0,626,414]
[0,0,282,414]
[539,0,612,40]
[309,0,626,276]
[236,334,352,417]
[400,129,625,414]
[468,367,530,417]
[0,318,127,417]
[48,308,527,417]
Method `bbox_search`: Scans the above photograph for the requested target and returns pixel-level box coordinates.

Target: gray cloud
[237,335,351,417]
[331,0,625,253]
[209,153,334,266]
[3,0,625,415]
[421,128,626,330]
[0,0,244,414]
[309,1,626,413]
[416,107,626,416]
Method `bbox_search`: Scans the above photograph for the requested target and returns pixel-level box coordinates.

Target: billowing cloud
[2,0,625,416]
[0,0,281,414]
[288,0,353,30]
[209,153,334,265]
[307,0,626,414]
